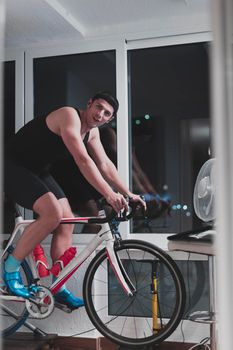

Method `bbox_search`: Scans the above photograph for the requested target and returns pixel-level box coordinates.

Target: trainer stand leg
[22,320,48,337]
[3,305,48,337]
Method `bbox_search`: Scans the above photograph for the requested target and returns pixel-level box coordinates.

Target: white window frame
[24,38,129,244]
[126,31,213,249]
[7,31,213,248]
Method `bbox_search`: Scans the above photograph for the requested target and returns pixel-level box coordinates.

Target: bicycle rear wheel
[0,249,33,337]
[83,239,186,348]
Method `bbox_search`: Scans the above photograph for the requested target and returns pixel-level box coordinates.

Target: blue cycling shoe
[54,288,84,309]
[3,271,32,299]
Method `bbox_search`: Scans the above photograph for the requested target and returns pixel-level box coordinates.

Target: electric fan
[193,158,216,223]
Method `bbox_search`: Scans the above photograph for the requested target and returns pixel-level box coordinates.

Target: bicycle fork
[106,240,136,296]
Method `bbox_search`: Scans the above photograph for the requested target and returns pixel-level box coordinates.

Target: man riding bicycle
[4,91,145,308]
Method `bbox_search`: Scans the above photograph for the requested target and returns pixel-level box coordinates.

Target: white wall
[211,1,233,349]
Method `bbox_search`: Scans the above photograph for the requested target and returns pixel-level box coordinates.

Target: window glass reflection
[4,61,15,145]
[34,51,116,116]
[128,43,211,233]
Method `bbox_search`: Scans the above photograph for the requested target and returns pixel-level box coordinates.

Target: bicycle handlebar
[5,195,143,225]
[88,199,142,224]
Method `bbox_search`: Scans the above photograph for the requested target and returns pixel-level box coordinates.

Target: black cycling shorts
[4,160,66,210]
[50,156,102,210]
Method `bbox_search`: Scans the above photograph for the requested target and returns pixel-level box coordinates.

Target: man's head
[91,91,119,118]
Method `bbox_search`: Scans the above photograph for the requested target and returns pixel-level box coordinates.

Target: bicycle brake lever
[115,208,128,222]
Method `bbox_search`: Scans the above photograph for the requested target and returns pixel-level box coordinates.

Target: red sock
[33,244,50,278]
[50,247,77,277]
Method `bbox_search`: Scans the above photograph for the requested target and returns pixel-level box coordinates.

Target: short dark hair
[91,91,119,117]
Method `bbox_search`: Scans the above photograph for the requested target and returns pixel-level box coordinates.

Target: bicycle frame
[1,214,135,302]
[1,205,187,347]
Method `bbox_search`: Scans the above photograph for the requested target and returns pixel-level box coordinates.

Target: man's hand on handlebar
[105,191,146,215]
[128,193,147,212]
[106,193,129,213]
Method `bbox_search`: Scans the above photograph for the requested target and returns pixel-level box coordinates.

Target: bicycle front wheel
[83,239,186,348]
[0,251,33,338]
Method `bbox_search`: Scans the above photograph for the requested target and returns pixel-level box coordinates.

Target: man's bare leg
[4,192,64,298]
[50,198,74,261]
[50,198,84,309]
[12,192,63,261]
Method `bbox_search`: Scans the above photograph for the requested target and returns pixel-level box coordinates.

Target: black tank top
[6,109,89,173]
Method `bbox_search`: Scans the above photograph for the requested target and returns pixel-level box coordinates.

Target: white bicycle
[0,200,186,348]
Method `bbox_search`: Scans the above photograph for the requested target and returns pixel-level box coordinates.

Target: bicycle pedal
[54,301,73,313]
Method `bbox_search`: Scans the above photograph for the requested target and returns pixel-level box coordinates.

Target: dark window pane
[34,50,116,116]
[128,43,211,233]
[108,259,209,319]
[3,61,16,233]
[3,61,15,145]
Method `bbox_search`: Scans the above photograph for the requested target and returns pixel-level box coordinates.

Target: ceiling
[4,0,211,49]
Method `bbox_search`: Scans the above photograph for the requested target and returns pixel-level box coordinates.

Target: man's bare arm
[87,128,146,209]
[53,107,128,212]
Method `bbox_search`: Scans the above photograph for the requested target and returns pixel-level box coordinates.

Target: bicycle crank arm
[25,286,55,319]
[54,301,73,313]
[1,303,48,335]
